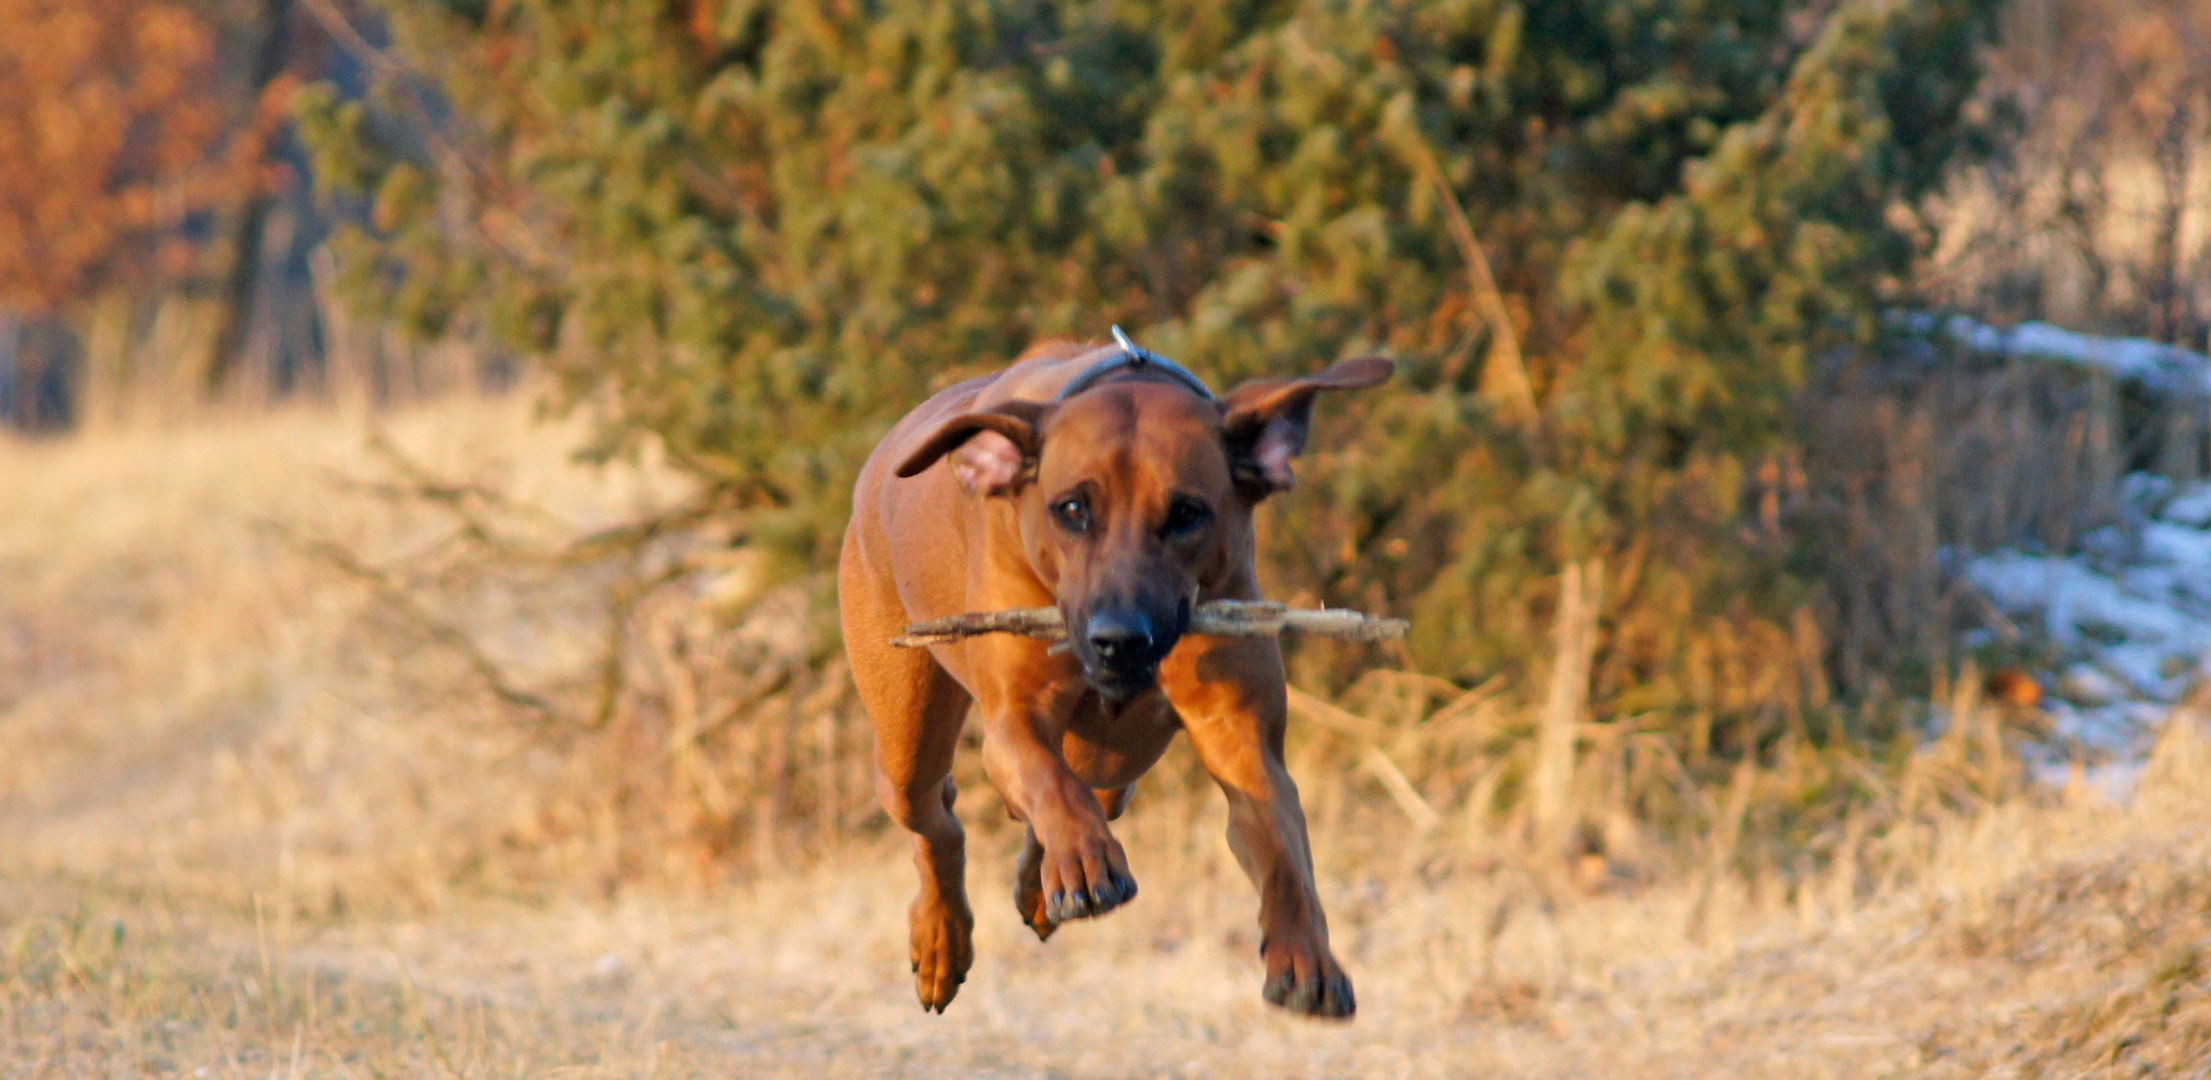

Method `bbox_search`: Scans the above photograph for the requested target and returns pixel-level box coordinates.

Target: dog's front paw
[909,894,974,1013]
[1262,939,1355,1019]
[1036,829,1138,925]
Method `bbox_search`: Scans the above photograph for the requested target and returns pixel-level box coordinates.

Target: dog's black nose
[1086,611,1154,665]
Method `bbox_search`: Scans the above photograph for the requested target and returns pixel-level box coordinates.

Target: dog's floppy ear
[1220,356,1393,497]
[896,400,1050,496]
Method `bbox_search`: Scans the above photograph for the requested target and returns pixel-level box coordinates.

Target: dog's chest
[1057,688,1181,788]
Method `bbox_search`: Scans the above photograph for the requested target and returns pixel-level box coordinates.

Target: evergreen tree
[303,0,1997,741]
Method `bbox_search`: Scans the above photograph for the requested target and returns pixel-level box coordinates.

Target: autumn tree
[0,0,227,314]
[0,0,331,427]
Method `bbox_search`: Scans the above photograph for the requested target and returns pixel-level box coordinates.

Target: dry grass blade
[1390,114,1539,427]
[890,600,1408,648]
[1533,560,1603,850]
[1361,747,1443,831]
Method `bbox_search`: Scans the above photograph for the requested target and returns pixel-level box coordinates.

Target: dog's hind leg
[843,584,976,1011]
[865,654,974,1012]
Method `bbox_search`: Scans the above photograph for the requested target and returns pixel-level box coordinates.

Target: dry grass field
[6,395,2211,1078]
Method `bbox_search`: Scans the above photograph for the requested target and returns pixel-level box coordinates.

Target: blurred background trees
[0,0,224,315]
[290,0,1998,747]
[0,0,486,431]
[1935,0,2211,349]
[5,0,2210,777]
[0,0,233,426]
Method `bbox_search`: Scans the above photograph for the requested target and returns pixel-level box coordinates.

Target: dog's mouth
[1081,662,1160,701]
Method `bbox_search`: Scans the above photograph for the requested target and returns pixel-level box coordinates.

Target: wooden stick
[891,599,1408,648]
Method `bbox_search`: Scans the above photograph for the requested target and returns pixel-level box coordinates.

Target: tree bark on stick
[890,600,1407,648]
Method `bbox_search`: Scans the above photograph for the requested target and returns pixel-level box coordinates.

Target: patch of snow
[2163,486,2211,527]
[2057,664,2128,706]
[2141,523,2211,575]
[1892,311,2211,395]
[1962,475,2211,752]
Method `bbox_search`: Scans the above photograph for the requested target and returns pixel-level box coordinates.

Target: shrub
[303,0,1999,748]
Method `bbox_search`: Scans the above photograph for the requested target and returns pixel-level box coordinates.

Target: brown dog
[837,335,1390,1017]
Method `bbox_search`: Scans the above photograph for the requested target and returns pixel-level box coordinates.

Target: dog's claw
[1087,869,1136,912]
[1261,943,1356,1019]
[908,894,974,1014]
[1030,829,1136,925]
[1016,886,1058,941]
[1112,869,1138,903]
[1048,894,1082,924]
[1054,859,1135,921]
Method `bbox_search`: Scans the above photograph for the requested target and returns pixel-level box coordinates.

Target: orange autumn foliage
[0,0,236,311]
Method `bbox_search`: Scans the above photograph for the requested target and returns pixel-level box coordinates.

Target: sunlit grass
[6,395,2211,1076]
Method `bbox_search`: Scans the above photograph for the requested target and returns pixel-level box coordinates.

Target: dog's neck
[1053,333,1215,403]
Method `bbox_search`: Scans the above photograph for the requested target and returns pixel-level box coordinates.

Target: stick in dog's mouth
[891,599,1407,649]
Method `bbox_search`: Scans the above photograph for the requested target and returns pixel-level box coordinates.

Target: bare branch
[891,600,1408,648]
[262,518,574,728]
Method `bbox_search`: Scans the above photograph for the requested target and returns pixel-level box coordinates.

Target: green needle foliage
[301,0,1996,747]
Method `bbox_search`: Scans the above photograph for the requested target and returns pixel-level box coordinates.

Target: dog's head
[896,355,1393,699]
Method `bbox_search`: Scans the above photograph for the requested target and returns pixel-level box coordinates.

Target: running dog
[837,333,1390,1017]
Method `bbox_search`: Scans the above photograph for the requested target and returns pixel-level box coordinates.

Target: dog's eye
[1051,494,1092,535]
[1161,496,1213,538]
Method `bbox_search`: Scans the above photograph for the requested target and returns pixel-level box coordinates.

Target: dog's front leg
[1163,636,1354,1019]
[978,702,1138,925]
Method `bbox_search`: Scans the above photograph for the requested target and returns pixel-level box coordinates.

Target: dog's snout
[1086,611,1155,665]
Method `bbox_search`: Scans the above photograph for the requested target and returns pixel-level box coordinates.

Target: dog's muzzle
[1072,599,1189,700]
